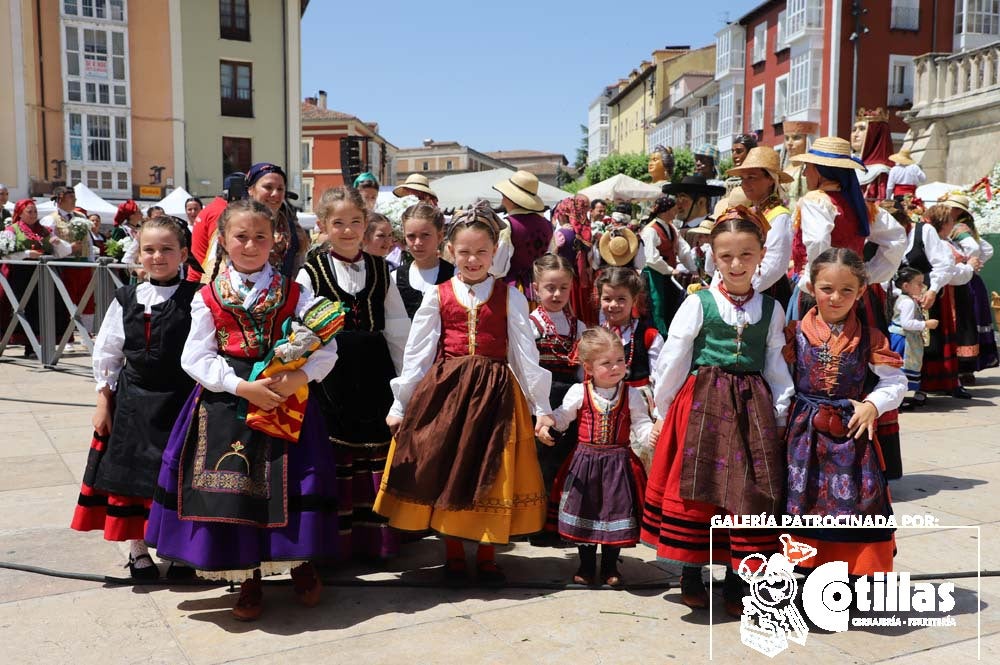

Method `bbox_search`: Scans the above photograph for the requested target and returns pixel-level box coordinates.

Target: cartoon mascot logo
[738,534,817,658]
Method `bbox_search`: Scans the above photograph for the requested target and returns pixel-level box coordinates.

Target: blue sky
[301,0,761,163]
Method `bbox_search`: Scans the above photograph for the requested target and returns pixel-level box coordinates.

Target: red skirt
[61,263,95,316]
[70,432,150,541]
[920,286,959,392]
[640,374,778,570]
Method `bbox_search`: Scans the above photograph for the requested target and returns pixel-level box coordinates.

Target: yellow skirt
[374,386,546,544]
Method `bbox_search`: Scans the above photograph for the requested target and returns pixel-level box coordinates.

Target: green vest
[691,289,774,373]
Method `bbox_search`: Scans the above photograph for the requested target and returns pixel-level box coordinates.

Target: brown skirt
[381,355,514,510]
[680,366,785,516]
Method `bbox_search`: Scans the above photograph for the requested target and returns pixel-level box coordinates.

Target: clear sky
[301,0,762,163]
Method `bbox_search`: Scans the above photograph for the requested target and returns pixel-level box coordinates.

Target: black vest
[117,281,199,390]
[394,258,455,319]
[624,318,656,385]
[303,252,390,332]
[902,222,933,282]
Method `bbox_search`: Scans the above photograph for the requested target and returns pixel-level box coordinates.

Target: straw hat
[713,186,750,219]
[598,227,640,266]
[492,170,545,212]
[725,147,794,184]
[889,148,915,166]
[687,217,716,236]
[789,137,867,171]
[938,192,971,214]
[393,173,438,199]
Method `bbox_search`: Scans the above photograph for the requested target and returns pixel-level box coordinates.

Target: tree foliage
[575,124,589,171]
[671,148,695,182]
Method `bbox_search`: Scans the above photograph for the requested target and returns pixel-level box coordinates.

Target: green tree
[671,148,695,181]
[717,157,734,179]
[575,124,589,171]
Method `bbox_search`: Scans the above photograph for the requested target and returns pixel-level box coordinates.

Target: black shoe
[443,558,468,585]
[680,568,709,609]
[951,386,973,399]
[165,562,196,580]
[476,561,506,586]
[126,554,159,580]
[22,348,37,360]
[912,391,928,407]
[960,373,977,386]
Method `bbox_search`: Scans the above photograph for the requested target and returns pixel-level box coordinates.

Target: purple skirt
[970,274,999,371]
[145,389,339,574]
[556,444,646,546]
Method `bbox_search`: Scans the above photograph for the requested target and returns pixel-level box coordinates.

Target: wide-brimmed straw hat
[598,227,640,266]
[938,192,971,214]
[661,174,726,198]
[782,120,819,136]
[790,137,867,171]
[713,186,750,219]
[726,147,794,184]
[393,173,438,199]
[889,148,915,166]
[492,170,546,212]
[687,217,716,236]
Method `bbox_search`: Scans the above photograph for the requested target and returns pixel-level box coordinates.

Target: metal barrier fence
[0,257,131,367]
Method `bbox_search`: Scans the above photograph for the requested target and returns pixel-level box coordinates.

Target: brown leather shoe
[290,562,322,608]
[602,572,623,587]
[680,575,709,609]
[232,573,263,621]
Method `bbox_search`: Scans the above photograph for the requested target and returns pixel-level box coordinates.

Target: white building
[587,86,615,165]
[714,23,746,159]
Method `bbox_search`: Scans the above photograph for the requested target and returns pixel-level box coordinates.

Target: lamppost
[849,0,870,121]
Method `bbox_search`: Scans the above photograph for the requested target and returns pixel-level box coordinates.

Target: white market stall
[429,168,571,210]
[148,186,195,217]
[578,174,662,202]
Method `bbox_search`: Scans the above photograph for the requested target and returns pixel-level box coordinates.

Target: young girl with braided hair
[375,200,554,584]
[642,206,794,617]
[146,199,343,621]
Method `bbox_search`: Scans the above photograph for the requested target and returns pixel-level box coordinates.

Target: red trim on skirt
[70,434,150,541]
[921,286,960,391]
[641,374,777,570]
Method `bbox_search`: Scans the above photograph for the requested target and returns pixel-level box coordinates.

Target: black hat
[661,175,725,198]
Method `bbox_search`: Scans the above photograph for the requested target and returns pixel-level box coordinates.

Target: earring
[756,264,762,277]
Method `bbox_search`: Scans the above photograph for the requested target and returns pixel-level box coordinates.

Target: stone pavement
[1,348,998,664]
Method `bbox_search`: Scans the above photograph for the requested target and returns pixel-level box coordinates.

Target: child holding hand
[537,327,652,586]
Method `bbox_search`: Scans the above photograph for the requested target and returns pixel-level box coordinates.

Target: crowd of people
[1,110,994,625]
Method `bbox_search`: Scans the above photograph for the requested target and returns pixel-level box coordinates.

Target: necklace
[604,318,637,370]
[717,285,753,358]
[816,321,845,365]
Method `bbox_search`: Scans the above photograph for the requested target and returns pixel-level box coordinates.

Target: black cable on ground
[3,560,998,590]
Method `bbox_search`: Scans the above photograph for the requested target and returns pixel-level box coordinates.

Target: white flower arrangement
[375,195,419,236]
[0,228,16,256]
[67,216,91,241]
[970,161,1000,235]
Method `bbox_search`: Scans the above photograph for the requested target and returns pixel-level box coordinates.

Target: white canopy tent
[430,168,572,210]
[19,183,118,225]
[578,174,662,202]
[148,186,195,217]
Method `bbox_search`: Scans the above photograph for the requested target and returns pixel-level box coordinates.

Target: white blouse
[796,190,906,286]
[947,240,975,286]
[295,253,411,374]
[892,295,926,332]
[551,382,654,444]
[905,223,955,294]
[529,308,587,340]
[389,276,552,418]
[885,164,926,199]
[183,263,339,395]
[859,364,908,417]
[652,289,794,425]
[640,221,697,276]
[92,281,184,392]
[390,261,442,297]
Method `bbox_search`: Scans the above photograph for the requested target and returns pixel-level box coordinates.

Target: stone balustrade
[912,43,1000,111]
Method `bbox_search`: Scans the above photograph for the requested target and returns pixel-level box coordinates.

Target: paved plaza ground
[0,348,998,664]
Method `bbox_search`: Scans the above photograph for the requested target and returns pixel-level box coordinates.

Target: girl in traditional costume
[71,218,199,579]
[640,195,697,337]
[784,248,906,576]
[297,187,411,561]
[375,201,554,584]
[641,207,794,618]
[529,254,585,495]
[393,203,453,320]
[538,327,652,586]
[146,200,343,621]
[597,267,663,406]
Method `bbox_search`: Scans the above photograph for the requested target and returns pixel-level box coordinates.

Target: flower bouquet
[68,216,91,242]
[0,228,16,257]
[376,194,419,237]
[104,236,133,261]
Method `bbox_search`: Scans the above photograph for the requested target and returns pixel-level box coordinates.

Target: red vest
[202,279,299,359]
[437,279,508,361]
[792,191,866,273]
[650,221,678,266]
[577,383,631,447]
